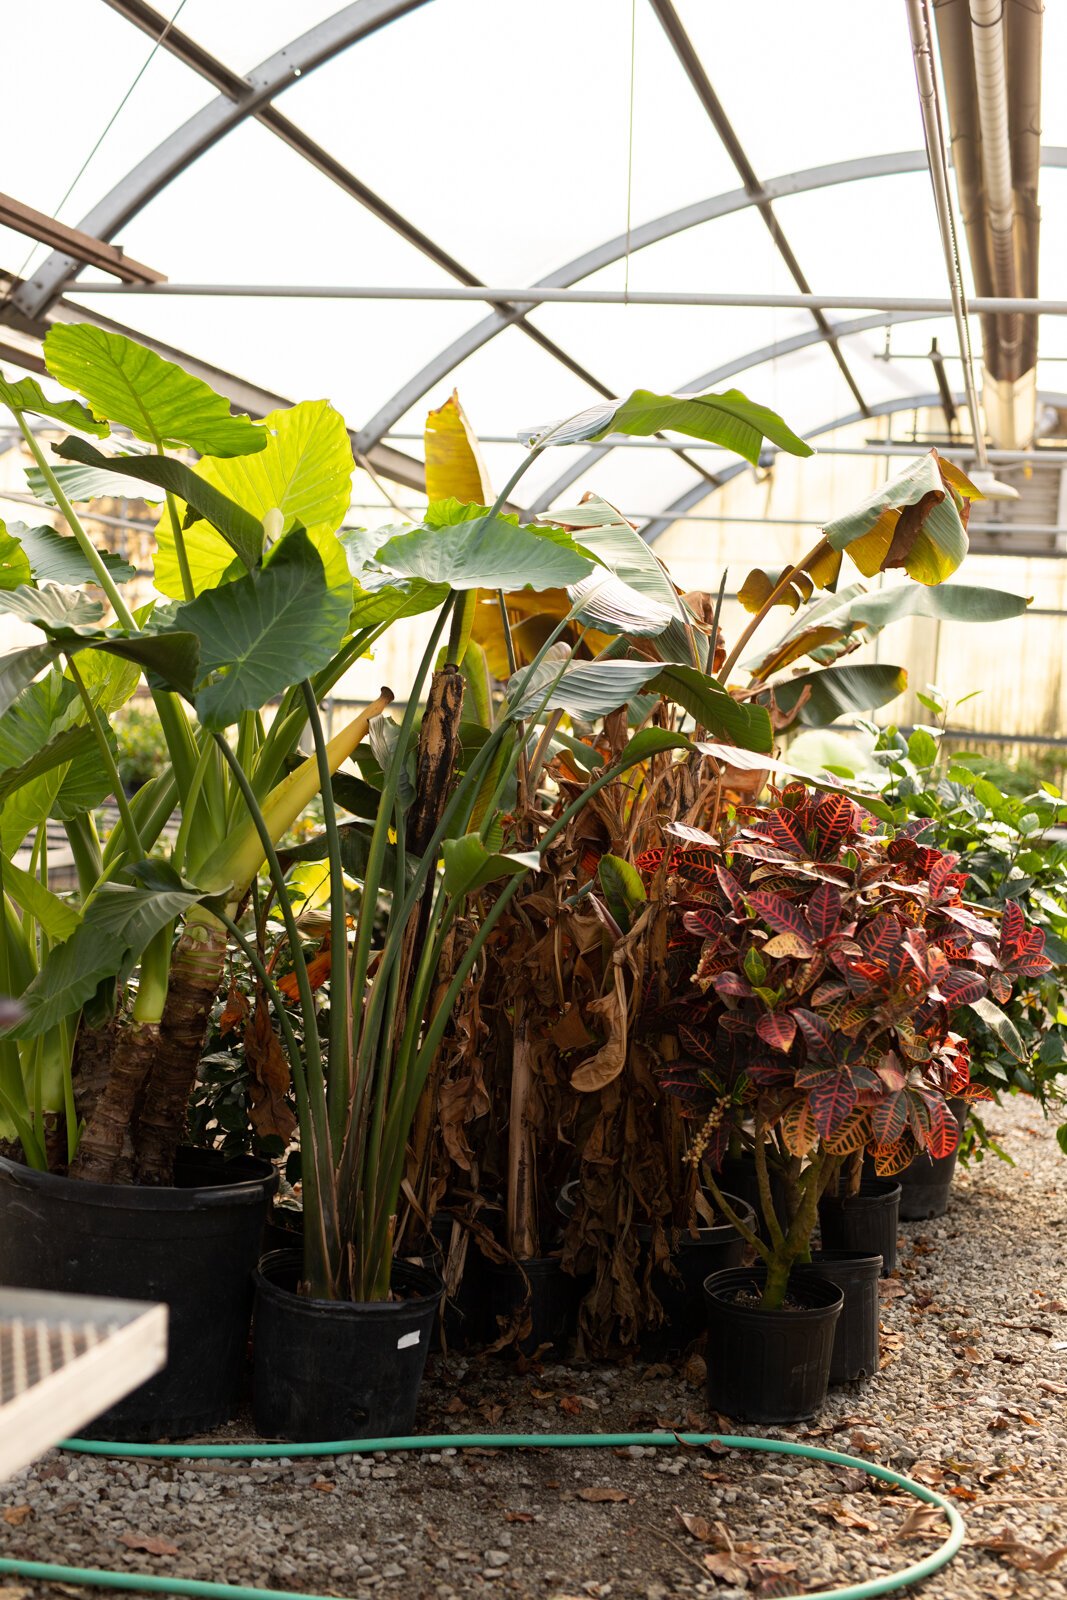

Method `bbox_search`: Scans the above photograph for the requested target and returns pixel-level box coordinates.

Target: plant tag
[397,1330,421,1350]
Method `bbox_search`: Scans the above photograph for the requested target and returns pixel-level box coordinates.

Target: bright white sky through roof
[4,0,1067,523]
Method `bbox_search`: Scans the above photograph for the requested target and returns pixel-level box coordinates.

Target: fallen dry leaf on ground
[118,1533,180,1557]
[817,1500,879,1532]
[894,1504,945,1541]
[974,1531,1067,1572]
[675,1509,716,1542]
[576,1488,631,1504]
[505,1511,536,1523]
[1,1508,32,1527]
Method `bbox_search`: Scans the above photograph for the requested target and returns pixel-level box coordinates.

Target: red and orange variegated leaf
[793,1006,836,1062]
[906,1088,933,1142]
[809,1069,859,1138]
[713,971,752,999]
[928,851,961,901]
[823,1106,871,1156]
[838,999,873,1038]
[701,1119,733,1171]
[942,902,999,939]
[870,1089,908,1146]
[876,1051,907,1092]
[679,1023,718,1064]
[795,1061,835,1088]
[811,980,849,1007]
[715,864,745,908]
[753,807,807,857]
[781,1096,819,1156]
[748,869,805,894]
[806,881,842,943]
[961,1081,995,1103]
[857,913,903,966]
[763,930,816,959]
[925,945,950,983]
[755,1009,797,1053]
[999,898,1025,952]
[682,906,723,939]
[886,943,915,985]
[635,847,666,875]
[746,890,813,943]
[746,1057,795,1087]
[987,971,1012,1003]
[812,793,857,859]
[935,968,987,1007]
[674,848,720,886]
[870,1136,915,1177]
[922,1095,960,1159]
[666,821,719,850]
[898,1029,933,1062]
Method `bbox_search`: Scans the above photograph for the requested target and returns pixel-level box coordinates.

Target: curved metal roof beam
[12,0,429,320]
[639,387,1067,546]
[525,310,943,514]
[356,145,1067,457]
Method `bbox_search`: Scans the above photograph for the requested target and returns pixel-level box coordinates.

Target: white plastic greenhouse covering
[1,0,1066,744]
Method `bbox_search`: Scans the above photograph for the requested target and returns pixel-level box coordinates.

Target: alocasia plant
[646,783,1050,1306]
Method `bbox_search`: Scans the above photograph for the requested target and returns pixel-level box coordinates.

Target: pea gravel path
[3,1093,1066,1600]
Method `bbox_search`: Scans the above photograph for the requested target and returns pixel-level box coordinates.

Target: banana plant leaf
[526,385,812,465]
[824,450,981,586]
[766,662,908,729]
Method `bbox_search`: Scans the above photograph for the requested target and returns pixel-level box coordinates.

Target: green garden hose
[0,1430,964,1600]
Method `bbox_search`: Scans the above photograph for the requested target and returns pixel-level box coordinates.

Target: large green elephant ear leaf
[526,385,811,465]
[173,526,351,729]
[44,324,265,458]
[2,520,135,586]
[152,399,354,598]
[0,369,108,437]
[54,437,264,576]
[375,514,594,591]
[0,670,114,856]
[825,450,981,586]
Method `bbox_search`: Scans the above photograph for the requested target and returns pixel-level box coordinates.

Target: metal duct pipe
[969,0,1022,370]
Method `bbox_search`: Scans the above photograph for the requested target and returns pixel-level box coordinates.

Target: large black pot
[717,1155,790,1244]
[557,1181,755,1352]
[639,1194,756,1353]
[0,1148,276,1440]
[895,1098,969,1220]
[819,1177,901,1274]
[253,1249,443,1441]
[486,1255,581,1356]
[797,1249,881,1384]
[703,1266,843,1423]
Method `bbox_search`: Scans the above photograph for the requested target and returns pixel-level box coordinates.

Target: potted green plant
[650,781,1034,1420]
[871,693,1064,1210]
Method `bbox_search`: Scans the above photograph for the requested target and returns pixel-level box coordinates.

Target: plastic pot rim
[254,1248,444,1320]
[703,1265,844,1320]
[0,1149,277,1213]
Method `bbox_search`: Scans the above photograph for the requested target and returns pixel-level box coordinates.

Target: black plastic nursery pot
[0,1147,276,1440]
[797,1249,882,1385]
[639,1192,756,1354]
[895,1099,969,1220]
[717,1155,790,1245]
[252,1249,443,1442]
[703,1266,843,1424]
[486,1255,580,1356]
[819,1177,902,1275]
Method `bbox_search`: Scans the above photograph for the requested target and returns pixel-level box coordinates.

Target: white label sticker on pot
[397,1330,421,1350]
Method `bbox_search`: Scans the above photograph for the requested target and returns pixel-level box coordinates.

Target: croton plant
[644,783,1052,1307]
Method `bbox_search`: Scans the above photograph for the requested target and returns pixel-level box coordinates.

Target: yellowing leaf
[424,390,492,505]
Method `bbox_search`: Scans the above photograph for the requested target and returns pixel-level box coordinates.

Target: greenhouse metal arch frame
[1,1,1064,537]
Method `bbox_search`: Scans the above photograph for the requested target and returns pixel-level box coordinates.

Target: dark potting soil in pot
[0,1147,277,1440]
[252,1249,443,1442]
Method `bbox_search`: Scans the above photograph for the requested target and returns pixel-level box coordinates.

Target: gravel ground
[3,1093,1066,1600]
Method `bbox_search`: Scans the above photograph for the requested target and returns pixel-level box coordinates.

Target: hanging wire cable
[1,0,188,308]
[623,0,637,300]
[905,0,996,478]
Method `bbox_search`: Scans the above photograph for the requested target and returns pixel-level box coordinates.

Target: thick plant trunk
[133,917,227,1185]
[507,995,540,1259]
[69,1021,159,1185]
[71,1016,121,1131]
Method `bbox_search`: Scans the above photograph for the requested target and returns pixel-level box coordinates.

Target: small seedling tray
[0,1288,167,1479]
